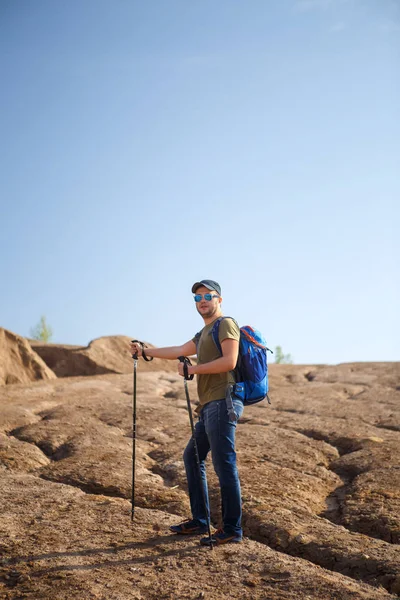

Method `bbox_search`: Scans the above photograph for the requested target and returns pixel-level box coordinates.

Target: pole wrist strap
[131,340,154,362]
[178,356,194,381]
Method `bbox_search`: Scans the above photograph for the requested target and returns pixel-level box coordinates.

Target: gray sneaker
[170,519,208,535]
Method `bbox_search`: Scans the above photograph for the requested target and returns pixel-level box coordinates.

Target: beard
[196,303,219,319]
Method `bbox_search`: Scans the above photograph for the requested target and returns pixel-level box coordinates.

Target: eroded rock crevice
[294,428,400,545]
[375,423,400,433]
[8,427,73,463]
[39,473,128,500]
[241,513,399,595]
[295,428,364,456]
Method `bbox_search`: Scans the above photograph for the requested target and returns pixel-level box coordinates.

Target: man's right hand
[130,341,143,357]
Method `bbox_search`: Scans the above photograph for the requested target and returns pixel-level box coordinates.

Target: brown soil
[0,328,56,385]
[0,361,399,599]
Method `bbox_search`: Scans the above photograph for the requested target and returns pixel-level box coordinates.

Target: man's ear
[218,296,223,305]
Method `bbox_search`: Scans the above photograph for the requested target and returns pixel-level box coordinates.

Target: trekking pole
[130,340,153,521]
[178,356,214,550]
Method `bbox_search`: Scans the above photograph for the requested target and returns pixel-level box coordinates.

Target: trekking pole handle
[131,340,153,362]
[177,356,194,381]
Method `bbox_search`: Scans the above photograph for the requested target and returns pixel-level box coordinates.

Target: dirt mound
[1,362,399,599]
[0,328,56,386]
[32,335,178,377]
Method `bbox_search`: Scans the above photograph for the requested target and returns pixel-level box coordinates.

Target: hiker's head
[192,280,222,319]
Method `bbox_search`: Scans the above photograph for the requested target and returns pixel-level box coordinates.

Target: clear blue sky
[1,0,399,364]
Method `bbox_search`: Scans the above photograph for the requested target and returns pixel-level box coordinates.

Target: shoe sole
[200,537,242,546]
[170,528,208,535]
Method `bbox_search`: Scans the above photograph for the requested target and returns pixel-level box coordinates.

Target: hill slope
[1,362,399,598]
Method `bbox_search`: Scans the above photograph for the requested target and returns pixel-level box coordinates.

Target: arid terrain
[0,328,399,599]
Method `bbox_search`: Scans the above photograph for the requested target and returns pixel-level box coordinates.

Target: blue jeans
[183,397,244,536]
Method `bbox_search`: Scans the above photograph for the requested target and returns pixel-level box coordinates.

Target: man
[130,279,244,546]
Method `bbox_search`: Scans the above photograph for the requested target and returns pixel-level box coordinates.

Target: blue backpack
[209,317,273,406]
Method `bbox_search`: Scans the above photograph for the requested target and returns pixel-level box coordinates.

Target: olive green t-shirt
[192,317,240,409]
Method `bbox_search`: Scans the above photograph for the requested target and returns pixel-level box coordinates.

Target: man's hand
[178,362,195,378]
[129,340,196,361]
[130,341,143,357]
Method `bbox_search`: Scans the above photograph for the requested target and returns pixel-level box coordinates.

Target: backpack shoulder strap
[211,316,239,355]
[210,317,224,355]
[194,330,202,350]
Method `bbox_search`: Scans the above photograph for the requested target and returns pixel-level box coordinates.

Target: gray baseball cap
[191,279,221,295]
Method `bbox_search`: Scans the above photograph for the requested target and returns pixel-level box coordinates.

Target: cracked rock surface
[0,362,399,599]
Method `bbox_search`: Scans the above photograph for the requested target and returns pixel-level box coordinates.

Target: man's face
[194,286,222,319]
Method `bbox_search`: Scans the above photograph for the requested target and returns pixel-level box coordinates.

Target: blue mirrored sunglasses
[194,293,219,302]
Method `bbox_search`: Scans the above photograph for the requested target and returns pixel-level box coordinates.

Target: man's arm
[185,338,239,376]
[130,340,196,360]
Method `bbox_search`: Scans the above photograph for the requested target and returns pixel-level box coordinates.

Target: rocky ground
[0,357,399,599]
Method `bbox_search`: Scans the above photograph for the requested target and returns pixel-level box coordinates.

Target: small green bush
[30,316,53,343]
[274,345,293,364]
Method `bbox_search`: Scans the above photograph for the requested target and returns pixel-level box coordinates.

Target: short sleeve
[192,330,202,346]
[218,318,240,343]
